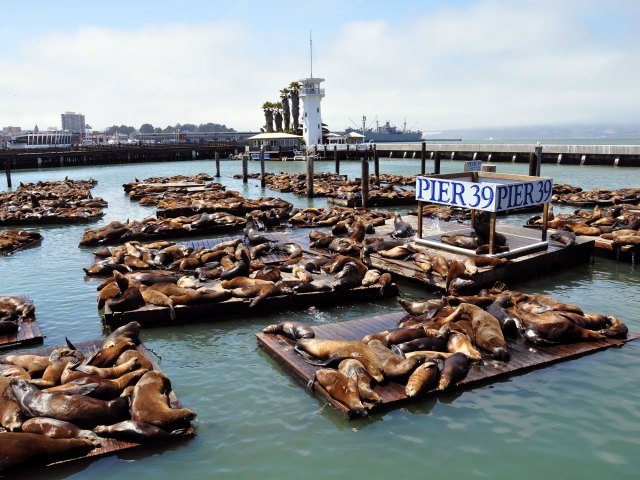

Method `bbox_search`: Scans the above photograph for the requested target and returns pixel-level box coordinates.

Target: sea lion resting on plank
[262,321,315,340]
[511,306,607,345]
[367,340,424,381]
[0,432,96,476]
[10,378,129,429]
[443,303,509,360]
[437,352,470,391]
[362,326,427,348]
[307,368,366,416]
[405,361,439,398]
[93,420,188,443]
[338,359,381,404]
[45,368,147,400]
[295,339,385,383]
[0,377,24,431]
[21,417,103,446]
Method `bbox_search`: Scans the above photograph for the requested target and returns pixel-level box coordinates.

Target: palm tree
[289,81,302,134]
[274,102,283,132]
[280,88,291,132]
[262,101,275,133]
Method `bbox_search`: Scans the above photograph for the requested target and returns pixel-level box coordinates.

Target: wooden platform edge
[0,319,45,351]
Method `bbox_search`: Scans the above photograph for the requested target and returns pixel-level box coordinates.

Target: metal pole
[420,141,426,175]
[334,145,339,175]
[361,157,369,208]
[214,151,220,178]
[5,160,11,189]
[306,152,314,197]
[259,146,266,188]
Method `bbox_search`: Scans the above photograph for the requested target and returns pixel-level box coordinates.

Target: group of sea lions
[156,192,292,217]
[0,178,107,225]
[0,321,196,475]
[552,185,640,206]
[79,211,246,247]
[440,211,509,255]
[0,296,35,335]
[408,203,471,222]
[527,203,640,249]
[0,229,42,255]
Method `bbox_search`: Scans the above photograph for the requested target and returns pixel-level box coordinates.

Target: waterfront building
[246,132,301,154]
[61,111,86,134]
[134,131,258,145]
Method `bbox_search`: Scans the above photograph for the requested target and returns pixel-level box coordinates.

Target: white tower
[299,77,325,148]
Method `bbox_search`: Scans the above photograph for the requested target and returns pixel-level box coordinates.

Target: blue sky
[1,0,639,132]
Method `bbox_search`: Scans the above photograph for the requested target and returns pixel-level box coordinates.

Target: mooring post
[334,145,339,175]
[488,212,497,255]
[259,146,266,188]
[306,152,314,197]
[214,151,220,178]
[535,145,543,176]
[242,154,248,183]
[5,160,12,189]
[417,201,423,239]
[361,157,369,208]
[373,144,379,184]
[542,202,550,241]
[434,150,441,174]
[528,151,537,177]
[420,141,426,175]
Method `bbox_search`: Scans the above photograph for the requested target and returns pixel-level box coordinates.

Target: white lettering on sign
[415,177,553,212]
[464,160,482,172]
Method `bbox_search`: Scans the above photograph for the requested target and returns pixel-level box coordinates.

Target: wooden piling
[535,145,543,176]
[5,160,11,188]
[214,151,220,178]
[434,151,441,174]
[373,144,379,184]
[334,145,339,175]
[242,154,248,183]
[420,142,426,175]
[260,146,266,188]
[306,153,314,198]
[361,158,369,208]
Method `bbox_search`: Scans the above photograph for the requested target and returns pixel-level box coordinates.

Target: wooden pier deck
[256,311,639,419]
[0,340,193,475]
[103,283,399,330]
[0,320,44,351]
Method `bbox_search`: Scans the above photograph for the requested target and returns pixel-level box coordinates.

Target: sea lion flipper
[65,337,77,350]
[61,383,101,396]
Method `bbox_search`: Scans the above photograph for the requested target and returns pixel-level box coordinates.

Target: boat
[345,119,422,143]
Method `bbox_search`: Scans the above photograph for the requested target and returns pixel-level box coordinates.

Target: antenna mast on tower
[310,30,313,78]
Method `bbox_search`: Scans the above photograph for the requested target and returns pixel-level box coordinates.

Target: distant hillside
[424,124,640,140]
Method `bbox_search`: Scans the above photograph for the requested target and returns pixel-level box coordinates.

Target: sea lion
[0,377,24,431]
[21,418,103,446]
[390,213,414,238]
[378,272,394,296]
[332,263,365,291]
[308,368,366,416]
[170,289,233,306]
[338,359,381,404]
[485,294,521,339]
[64,356,138,383]
[262,321,315,340]
[397,297,445,318]
[551,230,577,246]
[362,327,426,347]
[115,349,154,371]
[437,352,470,391]
[130,370,197,430]
[103,321,141,347]
[292,265,313,283]
[512,306,607,345]
[475,244,510,255]
[0,432,96,475]
[10,378,129,429]
[361,269,381,287]
[367,339,424,380]
[390,336,447,356]
[253,265,282,282]
[377,245,415,260]
[85,339,135,368]
[106,286,145,313]
[93,420,187,443]
[45,368,147,400]
[245,216,270,245]
[441,234,478,250]
[443,303,509,360]
[2,354,49,376]
[447,330,482,361]
[141,289,176,320]
[405,361,439,397]
[221,277,274,289]
[404,351,454,361]
[231,283,291,307]
[324,255,368,276]
[0,364,31,380]
[295,339,385,382]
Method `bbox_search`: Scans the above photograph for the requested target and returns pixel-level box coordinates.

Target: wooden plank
[257,311,639,420]
[0,319,44,351]
[0,339,194,475]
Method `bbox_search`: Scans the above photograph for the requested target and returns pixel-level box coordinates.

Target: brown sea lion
[221,277,274,289]
[486,294,521,339]
[447,331,482,361]
[377,272,394,296]
[362,327,426,348]
[93,420,188,443]
[441,234,478,250]
[292,265,313,283]
[2,354,49,376]
[262,321,315,340]
[437,352,470,391]
[130,370,197,430]
[10,378,129,429]
[308,368,366,416]
[361,269,381,287]
[513,307,607,345]
[378,245,415,260]
[0,377,24,431]
[295,339,385,382]
[397,297,445,318]
[390,336,448,356]
[523,293,583,314]
[115,349,154,371]
[0,364,30,380]
[332,263,365,291]
[404,351,455,361]
[21,417,102,446]
[0,432,96,475]
[141,289,176,320]
[405,361,439,397]
[45,368,147,400]
[253,265,282,282]
[550,230,577,246]
[170,289,232,305]
[103,321,141,347]
[106,285,145,313]
[367,339,424,380]
[63,356,138,383]
[85,340,135,368]
[443,303,509,360]
[338,359,381,404]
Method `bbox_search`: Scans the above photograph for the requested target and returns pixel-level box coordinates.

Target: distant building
[2,126,21,133]
[246,132,302,153]
[134,131,257,145]
[61,112,86,135]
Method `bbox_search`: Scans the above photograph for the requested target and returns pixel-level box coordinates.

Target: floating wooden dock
[0,339,194,475]
[0,237,42,256]
[103,283,399,330]
[256,311,639,419]
[0,320,44,351]
[0,213,105,227]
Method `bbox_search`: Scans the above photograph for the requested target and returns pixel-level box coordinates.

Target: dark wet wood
[0,340,194,474]
[257,311,640,419]
[0,237,42,256]
[0,320,44,351]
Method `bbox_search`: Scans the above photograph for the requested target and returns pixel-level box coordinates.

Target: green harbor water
[1,158,639,480]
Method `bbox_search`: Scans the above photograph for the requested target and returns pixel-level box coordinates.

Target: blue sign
[415,176,553,212]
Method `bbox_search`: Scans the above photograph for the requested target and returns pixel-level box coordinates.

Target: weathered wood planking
[182,232,292,264]
[0,339,194,475]
[0,237,43,256]
[0,320,44,351]
[103,283,399,330]
[256,311,640,419]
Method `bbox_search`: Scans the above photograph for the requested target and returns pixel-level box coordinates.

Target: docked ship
[345,120,423,143]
